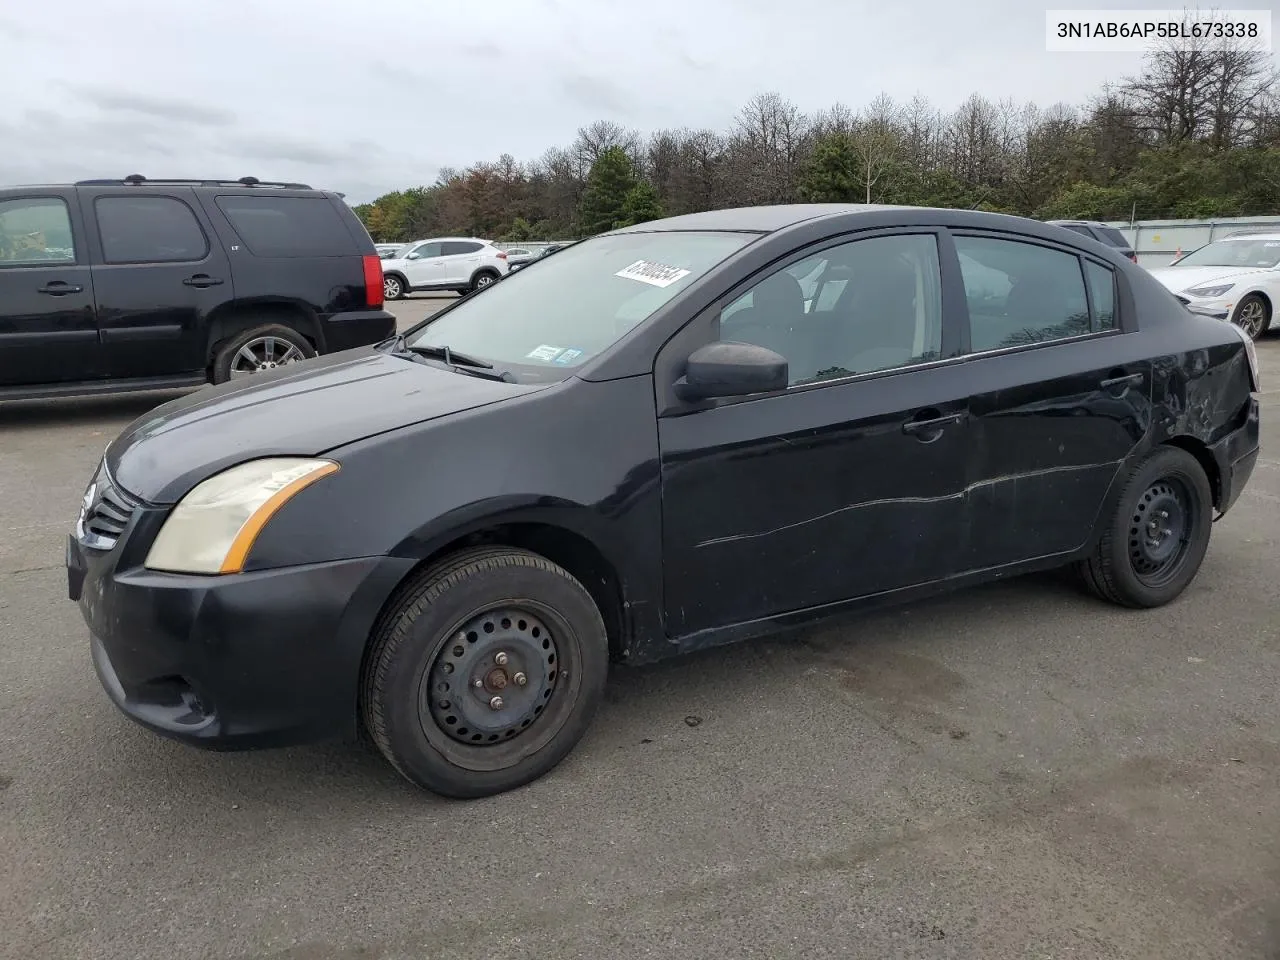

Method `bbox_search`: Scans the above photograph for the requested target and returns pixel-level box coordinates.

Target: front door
[0,191,100,387]
[82,188,233,378]
[657,230,973,637]
[952,232,1153,569]
[403,241,446,289]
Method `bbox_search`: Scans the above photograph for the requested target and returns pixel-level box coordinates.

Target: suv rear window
[215,195,358,258]
[1097,227,1131,248]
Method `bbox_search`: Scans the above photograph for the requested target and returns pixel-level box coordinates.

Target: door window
[95,196,208,264]
[0,197,76,265]
[717,233,943,385]
[954,236,1092,351]
[410,242,444,259]
[441,241,483,256]
[1084,260,1117,331]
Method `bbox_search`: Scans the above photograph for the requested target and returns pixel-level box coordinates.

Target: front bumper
[321,309,397,353]
[68,530,415,749]
[1209,395,1260,516]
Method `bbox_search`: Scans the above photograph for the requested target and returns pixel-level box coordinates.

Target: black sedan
[66,204,1261,799]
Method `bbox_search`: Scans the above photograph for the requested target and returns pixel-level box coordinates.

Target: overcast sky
[0,0,1265,203]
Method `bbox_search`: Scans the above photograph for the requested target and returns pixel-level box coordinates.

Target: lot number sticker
[615,260,691,288]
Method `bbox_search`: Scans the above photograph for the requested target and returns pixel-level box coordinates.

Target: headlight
[145,458,339,575]
[1184,283,1234,298]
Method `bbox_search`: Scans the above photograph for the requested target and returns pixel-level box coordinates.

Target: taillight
[496,251,507,259]
[1129,253,1138,262]
[363,255,384,308]
[1231,322,1261,391]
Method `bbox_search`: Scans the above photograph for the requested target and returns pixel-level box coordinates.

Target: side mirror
[675,340,788,401]
[406,251,421,260]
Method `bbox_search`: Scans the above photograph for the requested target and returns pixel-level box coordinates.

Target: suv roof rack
[74,174,314,189]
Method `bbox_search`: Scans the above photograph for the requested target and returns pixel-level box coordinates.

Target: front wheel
[362,547,609,798]
[1077,446,1213,608]
[1232,293,1271,341]
[383,275,406,301]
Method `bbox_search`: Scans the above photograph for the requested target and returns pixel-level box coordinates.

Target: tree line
[354,38,1280,243]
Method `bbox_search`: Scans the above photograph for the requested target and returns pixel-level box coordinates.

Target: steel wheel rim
[384,276,400,298]
[1128,477,1195,587]
[416,601,578,772]
[1237,299,1265,338]
[229,336,307,378]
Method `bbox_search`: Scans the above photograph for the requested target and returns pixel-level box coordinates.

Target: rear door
[951,231,1152,571]
[439,240,484,284]
[82,187,231,377]
[0,191,100,386]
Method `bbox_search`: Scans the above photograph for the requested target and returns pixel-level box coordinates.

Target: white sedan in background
[1147,233,1280,340]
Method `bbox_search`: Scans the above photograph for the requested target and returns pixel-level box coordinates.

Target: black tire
[469,270,499,293]
[383,274,407,301]
[211,323,316,385]
[362,546,609,798]
[1077,446,1213,608]
[1231,293,1271,341]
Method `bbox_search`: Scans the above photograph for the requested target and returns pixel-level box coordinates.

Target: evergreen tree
[579,146,638,234]
[615,181,664,227]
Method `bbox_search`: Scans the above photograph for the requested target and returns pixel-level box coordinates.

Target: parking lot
[2,318,1278,958]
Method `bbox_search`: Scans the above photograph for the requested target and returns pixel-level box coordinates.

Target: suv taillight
[496,251,508,259]
[363,255,384,308]
[1129,253,1138,262]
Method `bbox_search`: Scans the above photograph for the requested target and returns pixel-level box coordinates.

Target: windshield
[1176,237,1280,269]
[405,231,754,381]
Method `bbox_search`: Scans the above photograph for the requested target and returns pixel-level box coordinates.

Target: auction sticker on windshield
[526,344,564,362]
[615,260,692,288]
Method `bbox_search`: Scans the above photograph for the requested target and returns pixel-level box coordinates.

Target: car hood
[106,348,547,504]
[1146,265,1270,293]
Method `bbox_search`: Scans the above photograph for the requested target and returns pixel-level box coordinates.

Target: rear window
[215,195,358,258]
[1097,227,1131,248]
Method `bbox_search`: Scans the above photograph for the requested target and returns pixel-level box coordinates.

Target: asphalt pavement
[2,324,1278,960]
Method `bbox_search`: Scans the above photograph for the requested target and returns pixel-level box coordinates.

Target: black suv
[1045,220,1138,262]
[0,175,395,400]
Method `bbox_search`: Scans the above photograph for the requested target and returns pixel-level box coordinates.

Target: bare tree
[728,92,811,204]
[848,94,903,203]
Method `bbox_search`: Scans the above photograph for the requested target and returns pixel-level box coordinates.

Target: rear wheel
[1232,293,1271,341]
[1077,446,1213,608]
[362,547,609,798]
[211,323,315,384]
[470,270,498,293]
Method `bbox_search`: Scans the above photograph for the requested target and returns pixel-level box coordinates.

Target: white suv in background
[380,237,510,299]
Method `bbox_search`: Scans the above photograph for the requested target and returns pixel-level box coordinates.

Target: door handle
[183,275,224,288]
[37,282,83,295]
[1100,372,1143,390]
[902,411,966,436]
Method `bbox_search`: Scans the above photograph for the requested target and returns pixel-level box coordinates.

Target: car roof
[1046,219,1111,227]
[610,203,920,234]
[1217,231,1280,241]
[408,236,493,244]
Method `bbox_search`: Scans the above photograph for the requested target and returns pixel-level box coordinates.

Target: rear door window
[95,196,209,264]
[215,195,358,258]
[441,241,483,256]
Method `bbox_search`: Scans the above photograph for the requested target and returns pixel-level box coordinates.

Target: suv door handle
[1100,372,1143,390]
[37,282,83,295]
[183,275,224,287]
[902,410,967,437]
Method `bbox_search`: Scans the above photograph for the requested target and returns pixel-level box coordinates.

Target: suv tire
[469,270,499,293]
[383,274,407,301]
[212,323,316,384]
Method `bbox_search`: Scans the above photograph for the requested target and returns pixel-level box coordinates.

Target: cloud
[559,74,634,117]
[67,86,237,127]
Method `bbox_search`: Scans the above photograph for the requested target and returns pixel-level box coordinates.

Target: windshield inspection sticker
[615,260,692,288]
[553,348,584,365]
[526,344,564,362]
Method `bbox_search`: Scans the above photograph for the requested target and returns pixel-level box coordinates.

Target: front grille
[78,464,138,552]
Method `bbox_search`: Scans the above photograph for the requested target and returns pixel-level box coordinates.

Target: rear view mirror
[676,341,788,401]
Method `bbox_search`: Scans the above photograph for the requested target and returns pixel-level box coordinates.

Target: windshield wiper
[405,343,494,369]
